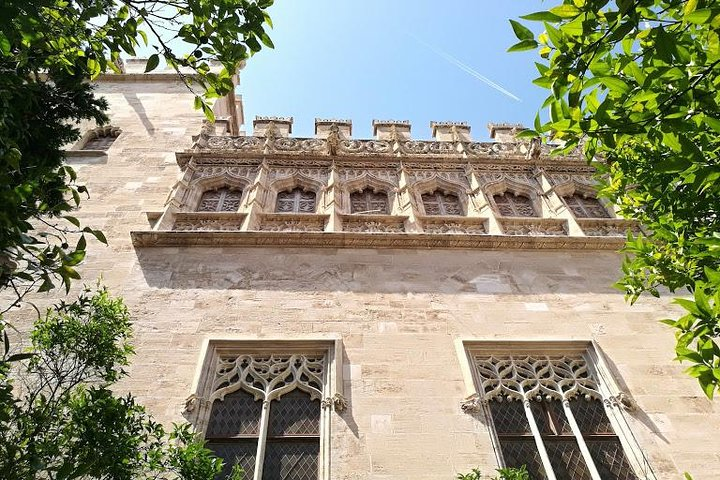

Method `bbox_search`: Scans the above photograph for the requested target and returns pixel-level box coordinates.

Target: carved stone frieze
[338,168,399,185]
[341,214,407,233]
[408,169,470,188]
[338,139,392,155]
[189,166,257,183]
[172,212,246,231]
[477,172,540,191]
[499,218,567,236]
[546,173,597,188]
[576,218,640,237]
[400,140,458,155]
[267,167,329,184]
[258,213,328,232]
[419,216,488,235]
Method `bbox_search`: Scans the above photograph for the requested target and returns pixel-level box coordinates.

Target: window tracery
[492,192,537,217]
[276,188,317,213]
[350,188,389,214]
[198,187,243,212]
[82,126,121,150]
[421,191,462,216]
[563,194,610,219]
[474,355,638,480]
[206,354,326,480]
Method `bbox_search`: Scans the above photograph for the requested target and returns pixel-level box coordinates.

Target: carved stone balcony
[418,216,488,235]
[340,214,407,233]
[172,212,246,231]
[575,218,641,237]
[257,213,329,232]
[498,218,568,236]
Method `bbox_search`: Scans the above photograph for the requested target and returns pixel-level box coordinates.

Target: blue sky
[239,1,548,140]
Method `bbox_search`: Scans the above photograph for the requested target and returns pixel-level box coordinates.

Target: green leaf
[685,9,712,24]
[508,39,538,52]
[509,20,534,41]
[598,77,630,95]
[703,116,720,133]
[7,352,35,362]
[0,32,10,55]
[145,54,160,72]
[64,216,80,228]
[259,31,274,49]
[549,5,580,18]
[520,11,562,22]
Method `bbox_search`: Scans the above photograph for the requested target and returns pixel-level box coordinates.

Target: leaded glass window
[492,193,537,217]
[205,354,325,480]
[421,191,462,216]
[563,194,610,218]
[276,188,316,213]
[474,355,639,480]
[350,189,389,214]
[198,188,243,212]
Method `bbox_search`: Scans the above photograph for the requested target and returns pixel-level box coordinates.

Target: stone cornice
[130,230,625,250]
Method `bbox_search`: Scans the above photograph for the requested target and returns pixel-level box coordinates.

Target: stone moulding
[498,217,568,236]
[418,216,488,235]
[257,213,329,232]
[172,212,247,231]
[340,214,408,233]
[130,230,625,250]
[575,218,641,237]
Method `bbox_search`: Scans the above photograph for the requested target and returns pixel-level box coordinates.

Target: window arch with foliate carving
[492,192,538,217]
[563,194,610,218]
[421,191,462,216]
[198,187,243,212]
[350,188,389,214]
[276,188,316,213]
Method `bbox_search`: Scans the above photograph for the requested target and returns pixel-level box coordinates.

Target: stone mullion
[536,169,584,236]
[241,161,270,231]
[523,399,558,480]
[561,400,603,480]
[466,168,502,235]
[396,166,421,232]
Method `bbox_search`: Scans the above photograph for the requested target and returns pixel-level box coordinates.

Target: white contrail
[407,32,522,102]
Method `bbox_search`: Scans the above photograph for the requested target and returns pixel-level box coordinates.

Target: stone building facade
[55,63,720,479]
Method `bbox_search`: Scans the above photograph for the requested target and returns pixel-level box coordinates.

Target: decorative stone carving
[400,140,458,155]
[321,393,348,412]
[460,393,484,413]
[546,173,597,188]
[500,218,567,236]
[267,167,329,184]
[189,166,256,183]
[604,392,636,412]
[173,213,246,231]
[576,219,640,237]
[338,168,398,185]
[478,172,540,190]
[338,139,392,155]
[419,216,487,235]
[408,169,470,188]
[341,214,407,233]
[258,213,328,232]
[473,355,601,402]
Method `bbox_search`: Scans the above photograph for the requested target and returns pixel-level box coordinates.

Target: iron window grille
[562,194,610,219]
[473,354,644,480]
[492,193,538,217]
[350,189,389,214]
[276,188,317,213]
[197,188,243,212]
[421,191,462,216]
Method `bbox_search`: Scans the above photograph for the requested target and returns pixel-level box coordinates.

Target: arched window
[82,127,121,150]
[421,191,462,216]
[197,187,242,212]
[493,192,538,217]
[276,188,316,213]
[563,194,610,218]
[350,188,389,214]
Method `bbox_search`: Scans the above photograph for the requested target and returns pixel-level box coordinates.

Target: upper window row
[196,187,611,219]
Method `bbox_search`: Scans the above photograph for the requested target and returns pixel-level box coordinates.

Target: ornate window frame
[483,179,544,219]
[410,177,469,217]
[267,175,325,215]
[185,336,345,480]
[455,339,656,480]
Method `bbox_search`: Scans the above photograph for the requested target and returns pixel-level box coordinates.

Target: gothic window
[563,194,610,218]
[350,189,389,214]
[197,188,242,212]
[82,127,120,150]
[474,355,639,480]
[205,354,325,480]
[421,191,462,216]
[493,193,538,217]
[276,188,317,213]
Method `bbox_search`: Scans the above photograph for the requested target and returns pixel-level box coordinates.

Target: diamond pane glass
[493,193,537,217]
[422,191,462,216]
[263,440,319,480]
[206,389,262,437]
[499,440,548,480]
[351,189,389,214]
[545,400,573,435]
[564,194,609,218]
[207,440,257,480]
[270,389,320,436]
[276,188,316,213]
[570,399,614,435]
[490,400,531,434]
[586,440,639,480]
[545,440,592,480]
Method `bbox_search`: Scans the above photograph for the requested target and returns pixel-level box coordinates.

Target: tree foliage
[0,0,273,317]
[1,286,244,480]
[512,0,720,397]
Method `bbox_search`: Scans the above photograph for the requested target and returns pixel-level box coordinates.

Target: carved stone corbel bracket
[321,393,348,412]
[604,392,636,412]
[184,394,210,413]
[460,393,484,413]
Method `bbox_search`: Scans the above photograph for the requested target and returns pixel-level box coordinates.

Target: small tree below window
[276,188,316,213]
[563,194,610,218]
[198,188,242,212]
[421,191,462,215]
[350,189,389,214]
[493,193,537,217]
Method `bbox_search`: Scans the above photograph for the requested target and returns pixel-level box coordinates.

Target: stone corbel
[460,393,484,413]
[321,393,348,412]
[184,393,210,414]
[604,392,636,412]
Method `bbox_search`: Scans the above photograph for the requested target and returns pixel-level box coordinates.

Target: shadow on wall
[133,247,626,295]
